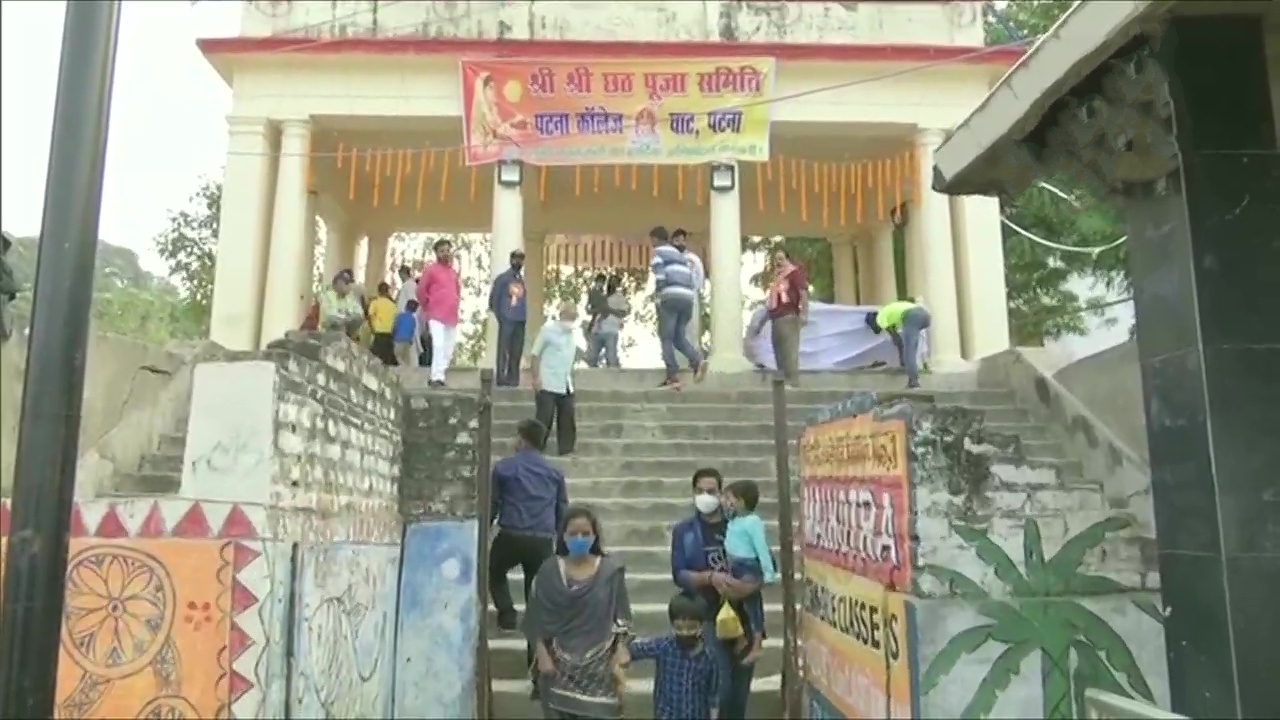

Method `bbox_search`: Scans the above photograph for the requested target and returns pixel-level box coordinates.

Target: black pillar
[1125,14,1279,720]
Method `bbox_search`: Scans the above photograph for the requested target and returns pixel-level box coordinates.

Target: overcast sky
[1,1,240,273]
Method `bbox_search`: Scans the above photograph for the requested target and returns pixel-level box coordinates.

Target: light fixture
[709,161,736,193]
[496,159,524,188]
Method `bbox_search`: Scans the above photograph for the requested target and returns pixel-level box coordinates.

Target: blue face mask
[565,535,594,558]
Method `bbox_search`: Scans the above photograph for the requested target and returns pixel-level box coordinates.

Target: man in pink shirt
[416,238,462,387]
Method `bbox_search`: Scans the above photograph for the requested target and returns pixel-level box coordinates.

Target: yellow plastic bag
[716,601,744,640]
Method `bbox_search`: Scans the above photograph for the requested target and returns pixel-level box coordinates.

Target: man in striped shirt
[649,226,707,388]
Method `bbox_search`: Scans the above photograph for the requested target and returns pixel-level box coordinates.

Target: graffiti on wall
[800,415,913,591]
[918,517,1165,719]
[394,520,480,718]
[290,543,399,719]
[802,558,917,719]
[0,499,272,720]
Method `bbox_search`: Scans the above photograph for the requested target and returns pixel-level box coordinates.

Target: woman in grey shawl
[524,506,633,719]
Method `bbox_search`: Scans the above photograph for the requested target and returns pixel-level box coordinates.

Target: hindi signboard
[459,58,775,166]
[800,415,913,591]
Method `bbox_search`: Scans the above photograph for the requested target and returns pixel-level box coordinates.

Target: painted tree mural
[919,517,1164,719]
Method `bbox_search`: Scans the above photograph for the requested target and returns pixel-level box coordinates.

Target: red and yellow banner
[460,58,775,166]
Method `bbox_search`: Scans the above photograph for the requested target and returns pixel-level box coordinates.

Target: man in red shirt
[763,248,808,385]
[416,238,462,388]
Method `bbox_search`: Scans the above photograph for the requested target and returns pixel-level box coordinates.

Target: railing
[473,369,496,718]
[770,376,803,718]
[1083,689,1187,720]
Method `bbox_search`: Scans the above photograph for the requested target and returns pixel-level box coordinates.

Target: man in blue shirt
[488,249,528,387]
[670,467,762,719]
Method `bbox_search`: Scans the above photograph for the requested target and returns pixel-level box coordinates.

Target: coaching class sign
[459,58,775,166]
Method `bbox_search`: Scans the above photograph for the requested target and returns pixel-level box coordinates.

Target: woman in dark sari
[524,506,633,719]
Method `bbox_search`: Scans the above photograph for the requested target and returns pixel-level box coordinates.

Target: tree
[984,0,1131,345]
[919,517,1162,719]
[153,177,221,337]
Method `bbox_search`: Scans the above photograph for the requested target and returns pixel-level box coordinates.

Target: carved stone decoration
[251,0,291,18]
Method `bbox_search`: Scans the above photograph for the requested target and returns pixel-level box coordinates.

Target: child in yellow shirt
[368,282,399,365]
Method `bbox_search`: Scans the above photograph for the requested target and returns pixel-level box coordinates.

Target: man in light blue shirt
[531,301,582,456]
[649,225,706,388]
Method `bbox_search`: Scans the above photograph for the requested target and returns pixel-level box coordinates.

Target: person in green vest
[865,300,932,389]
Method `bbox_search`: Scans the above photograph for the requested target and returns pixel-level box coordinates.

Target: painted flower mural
[920,516,1164,719]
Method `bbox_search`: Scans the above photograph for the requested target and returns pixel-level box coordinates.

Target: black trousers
[534,389,576,455]
[496,320,526,387]
[488,529,555,673]
[418,327,433,367]
[370,332,397,365]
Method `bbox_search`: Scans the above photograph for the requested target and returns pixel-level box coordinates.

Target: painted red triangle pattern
[227,622,255,662]
[232,542,262,575]
[171,503,211,538]
[230,578,260,616]
[68,505,87,538]
[95,506,130,538]
[218,504,258,539]
[228,670,253,705]
[135,502,167,538]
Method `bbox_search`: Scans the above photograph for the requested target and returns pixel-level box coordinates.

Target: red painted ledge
[197,35,1024,65]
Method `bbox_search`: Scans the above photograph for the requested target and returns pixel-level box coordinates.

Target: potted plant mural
[919,516,1164,719]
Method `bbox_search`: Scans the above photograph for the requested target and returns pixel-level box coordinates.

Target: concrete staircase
[479,369,1067,719]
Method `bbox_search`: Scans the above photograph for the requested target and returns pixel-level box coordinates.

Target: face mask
[564,536,594,558]
[674,633,701,651]
[693,493,720,515]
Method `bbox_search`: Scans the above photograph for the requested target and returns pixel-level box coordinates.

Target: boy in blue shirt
[393,300,419,367]
[722,480,778,665]
[623,592,720,720]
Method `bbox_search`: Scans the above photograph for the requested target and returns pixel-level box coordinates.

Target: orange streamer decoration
[839,163,848,226]
[652,166,659,198]
[631,166,637,191]
[790,158,798,190]
[854,163,864,224]
[876,160,886,222]
[575,167,582,197]
[778,155,787,214]
[821,163,830,229]
[336,142,345,169]
[799,161,808,222]
[385,150,393,177]
[812,162,820,195]
[373,151,383,208]
[893,155,902,212]
[539,166,548,202]
[415,149,428,209]
[347,147,357,201]
[394,150,405,206]
[695,166,705,206]
[765,158,773,182]
[469,166,477,201]
[439,150,451,202]
[365,149,372,174]
[755,163,765,211]
[677,167,685,202]
[614,165,621,189]
[593,167,600,194]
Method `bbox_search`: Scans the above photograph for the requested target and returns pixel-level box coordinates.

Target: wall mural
[290,543,400,719]
[394,520,480,718]
[918,517,1164,719]
[0,499,277,720]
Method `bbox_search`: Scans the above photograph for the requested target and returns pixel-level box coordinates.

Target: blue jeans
[729,557,766,639]
[899,306,932,386]
[704,619,757,719]
[586,330,620,368]
[657,295,702,379]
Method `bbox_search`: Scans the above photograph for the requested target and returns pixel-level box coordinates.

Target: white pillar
[303,191,319,307]
[323,211,349,281]
[872,223,898,304]
[706,162,751,372]
[951,195,1011,360]
[209,117,275,350]
[485,166,525,368]
[913,129,964,369]
[259,119,312,347]
[364,232,390,291]
[831,239,857,305]
[856,239,875,305]
[523,232,546,366]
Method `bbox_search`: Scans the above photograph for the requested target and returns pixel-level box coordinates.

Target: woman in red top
[764,249,808,386]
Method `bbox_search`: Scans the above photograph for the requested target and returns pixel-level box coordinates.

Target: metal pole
[771,376,803,719]
[0,2,121,716]
[473,369,496,719]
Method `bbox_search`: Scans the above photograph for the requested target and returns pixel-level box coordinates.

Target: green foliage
[743,236,834,304]
[152,177,221,338]
[920,516,1158,719]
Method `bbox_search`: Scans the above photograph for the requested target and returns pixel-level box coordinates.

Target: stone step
[488,387,1012,407]
[486,636,786,680]
[487,602,787,639]
[409,365,980,391]
[158,432,186,456]
[497,436,1066,460]
[492,419,1048,443]
[492,402,1032,425]
[604,520,806,547]
[115,471,181,495]
[500,570,788,605]
[576,497,789,523]
[141,453,184,475]
[489,675,783,718]
[567,476,795,500]
[605,546,793,574]
[546,454,1082,481]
